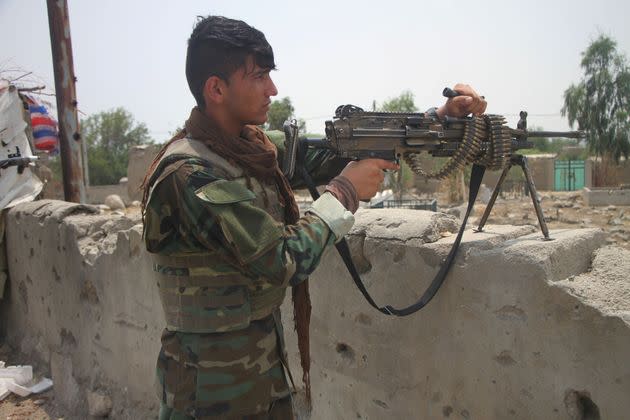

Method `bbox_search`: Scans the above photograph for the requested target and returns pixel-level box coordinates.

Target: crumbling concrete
[1,200,162,419]
[1,201,628,419]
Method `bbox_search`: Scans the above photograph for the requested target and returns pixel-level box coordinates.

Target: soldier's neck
[203,107,243,138]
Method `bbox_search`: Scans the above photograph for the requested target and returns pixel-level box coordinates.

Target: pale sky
[1,0,629,140]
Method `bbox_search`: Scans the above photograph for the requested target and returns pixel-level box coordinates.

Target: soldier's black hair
[186,15,276,109]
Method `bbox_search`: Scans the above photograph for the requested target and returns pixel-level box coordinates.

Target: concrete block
[583,186,630,207]
[127,144,162,202]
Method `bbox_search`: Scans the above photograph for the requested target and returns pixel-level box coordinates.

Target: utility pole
[46,0,85,203]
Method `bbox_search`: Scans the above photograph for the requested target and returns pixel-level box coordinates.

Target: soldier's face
[223,57,278,127]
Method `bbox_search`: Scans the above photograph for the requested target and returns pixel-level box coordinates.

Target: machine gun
[0,149,38,176]
[282,89,584,316]
[283,88,583,239]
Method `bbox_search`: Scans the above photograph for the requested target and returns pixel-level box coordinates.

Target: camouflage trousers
[158,395,294,419]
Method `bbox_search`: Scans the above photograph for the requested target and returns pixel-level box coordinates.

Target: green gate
[554,160,585,191]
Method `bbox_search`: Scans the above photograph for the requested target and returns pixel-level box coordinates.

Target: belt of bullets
[404,114,512,179]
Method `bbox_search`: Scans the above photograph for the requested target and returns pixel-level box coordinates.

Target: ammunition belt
[404,114,512,179]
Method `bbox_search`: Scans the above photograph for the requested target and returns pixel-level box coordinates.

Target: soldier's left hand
[438,83,487,117]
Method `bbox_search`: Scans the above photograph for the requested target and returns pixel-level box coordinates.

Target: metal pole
[46,0,85,203]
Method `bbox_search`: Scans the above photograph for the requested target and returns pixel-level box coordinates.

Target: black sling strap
[300,163,486,317]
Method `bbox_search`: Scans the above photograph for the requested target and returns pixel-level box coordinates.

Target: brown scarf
[142,107,312,406]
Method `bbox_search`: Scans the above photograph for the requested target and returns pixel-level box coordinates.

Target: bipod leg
[475,162,512,233]
[515,154,552,240]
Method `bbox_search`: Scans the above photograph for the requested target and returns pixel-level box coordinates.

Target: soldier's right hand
[340,159,400,200]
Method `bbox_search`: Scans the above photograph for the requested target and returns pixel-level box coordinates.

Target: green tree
[266,97,295,130]
[562,35,630,184]
[377,90,418,199]
[82,107,153,185]
[379,90,418,112]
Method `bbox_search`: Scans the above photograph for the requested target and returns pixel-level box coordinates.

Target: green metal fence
[554,160,585,191]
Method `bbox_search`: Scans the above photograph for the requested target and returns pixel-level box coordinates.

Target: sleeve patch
[194,180,283,264]
[195,179,256,204]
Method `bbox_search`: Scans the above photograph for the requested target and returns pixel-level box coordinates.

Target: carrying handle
[282,119,299,179]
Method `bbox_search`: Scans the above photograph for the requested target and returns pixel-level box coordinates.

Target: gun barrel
[525,130,584,139]
[303,138,329,148]
[0,156,39,169]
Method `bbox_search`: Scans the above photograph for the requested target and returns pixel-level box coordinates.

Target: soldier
[142,15,485,420]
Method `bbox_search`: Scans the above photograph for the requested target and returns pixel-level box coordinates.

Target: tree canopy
[82,107,153,185]
[379,90,418,112]
[265,96,308,133]
[562,34,630,164]
[266,97,295,131]
[375,90,418,197]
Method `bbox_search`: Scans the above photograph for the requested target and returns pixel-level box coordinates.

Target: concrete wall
[615,159,630,185]
[1,201,162,419]
[126,144,162,202]
[86,183,130,205]
[482,155,555,192]
[588,158,630,187]
[1,201,629,419]
[583,187,630,206]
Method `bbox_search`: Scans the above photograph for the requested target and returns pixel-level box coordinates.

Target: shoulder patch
[195,180,256,204]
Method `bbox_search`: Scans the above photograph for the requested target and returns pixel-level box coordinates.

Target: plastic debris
[0,361,51,400]
[7,381,31,397]
[30,377,54,394]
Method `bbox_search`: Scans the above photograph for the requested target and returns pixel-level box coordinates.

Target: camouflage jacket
[144,132,352,418]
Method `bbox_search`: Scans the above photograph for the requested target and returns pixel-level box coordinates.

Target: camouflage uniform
[143,133,351,419]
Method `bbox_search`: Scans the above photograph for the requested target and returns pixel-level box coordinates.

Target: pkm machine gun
[283,90,583,240]
[282,90,584,317]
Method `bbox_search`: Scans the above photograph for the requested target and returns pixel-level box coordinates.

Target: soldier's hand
[438,83,487,117]
[340,159,399,200]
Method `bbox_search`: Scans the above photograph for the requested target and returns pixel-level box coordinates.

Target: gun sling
[300,163,486,317]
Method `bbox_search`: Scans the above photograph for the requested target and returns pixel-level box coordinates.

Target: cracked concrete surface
[1,200,629,419]
[555,245,630,322]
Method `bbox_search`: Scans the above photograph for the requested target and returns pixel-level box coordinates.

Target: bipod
[474,154,552,240]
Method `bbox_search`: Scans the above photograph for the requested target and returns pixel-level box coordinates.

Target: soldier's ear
[203,76,227,105]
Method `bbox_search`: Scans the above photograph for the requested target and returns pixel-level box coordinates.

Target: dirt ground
[1,190,627,419]
[0,395,55,420]
[465,190,630,250]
